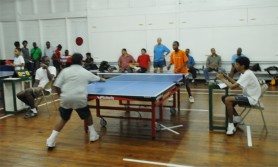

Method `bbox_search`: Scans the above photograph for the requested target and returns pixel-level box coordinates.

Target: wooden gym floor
[0,83,277,167]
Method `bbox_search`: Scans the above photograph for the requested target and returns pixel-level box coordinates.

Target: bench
[92,61,277,81]
[193,61,277,81]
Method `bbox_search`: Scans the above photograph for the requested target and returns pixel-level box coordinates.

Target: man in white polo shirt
[46,53,106,149]
[16,56,56,118]
[216,56,260,135]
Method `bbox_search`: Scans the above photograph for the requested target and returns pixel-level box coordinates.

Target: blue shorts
[153,61,165,68]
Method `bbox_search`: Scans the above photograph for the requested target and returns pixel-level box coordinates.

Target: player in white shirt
[216,56,260,135]
[11,48,25,71]
[46,53,106,149]
[16,56,56,118]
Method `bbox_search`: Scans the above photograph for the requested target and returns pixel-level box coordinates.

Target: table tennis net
[108,74,184,83]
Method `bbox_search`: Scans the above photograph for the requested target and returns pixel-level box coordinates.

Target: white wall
[0,0,16,21]
[0,0,278,63]
[0,0,88,59]
[88,0,278,62]
[2,22,18,58]
[42,19,67,52]
[20,20,40,47]
[68,18,89,55]
[0,23,4,58]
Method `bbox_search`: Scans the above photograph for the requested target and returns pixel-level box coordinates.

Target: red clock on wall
[76,37,83,46]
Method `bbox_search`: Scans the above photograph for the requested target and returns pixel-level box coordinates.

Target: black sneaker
[24,111,38,119]
[24,108,32,117]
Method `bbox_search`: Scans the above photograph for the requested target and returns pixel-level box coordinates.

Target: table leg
[177,89,180,111]
[208,85,229,131]
[151,102,156,138]
[126,100,130,112]
[159,104,163,121]
[209,86,213,130]
[173,92,176,109]
[225,88,229,128]
[96,99,100,117]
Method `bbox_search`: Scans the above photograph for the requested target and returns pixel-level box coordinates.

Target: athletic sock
[48,130,59,141]
[88,124,96,134]
[228,123,235,128]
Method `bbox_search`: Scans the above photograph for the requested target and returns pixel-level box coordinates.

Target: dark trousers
[16,87,42,108]
[53,60,61,73]
[25,62,33,74]
[33,60,40,75]
[66,62,71,67]
[188,66,197,79]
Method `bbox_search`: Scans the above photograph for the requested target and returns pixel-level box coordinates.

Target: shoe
[192,80,195,83]
[189,96,195,103]
[24,108,32,117]
[46,138,56,148]
[233,116,243,124]
[133,66,140,71]
[226,124,236,135]
[90,131,100,142]
[24,111,37,119]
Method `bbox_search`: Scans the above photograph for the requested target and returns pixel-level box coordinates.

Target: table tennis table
[87,73,186,138]
[0,71,14,110]
[0,71,14,78]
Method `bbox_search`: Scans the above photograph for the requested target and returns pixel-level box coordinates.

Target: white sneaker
[233,116,243,124]
[226,124,236,135]
[133,66,140,71]
[46,138,56,148]
[90,131,100,142]
[189,96,194,103]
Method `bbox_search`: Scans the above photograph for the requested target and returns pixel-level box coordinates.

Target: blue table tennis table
[0,71,14,78]
[87,73,186,138]
[0,71,14,109]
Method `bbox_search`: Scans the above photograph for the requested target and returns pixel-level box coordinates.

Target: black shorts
[59,106,91,121]
[222,95,250,106]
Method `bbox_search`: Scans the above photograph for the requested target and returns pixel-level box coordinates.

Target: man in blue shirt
[229,48,246,78]
[153,37,170,73]
[185,48,197,83]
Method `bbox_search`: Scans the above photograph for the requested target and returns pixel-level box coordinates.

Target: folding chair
[36,80,57,115]
[237,83,268,132]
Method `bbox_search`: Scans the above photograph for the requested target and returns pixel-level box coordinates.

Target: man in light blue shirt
[185,48,197,83]
[229,48,246,78]
[153,37,170,73]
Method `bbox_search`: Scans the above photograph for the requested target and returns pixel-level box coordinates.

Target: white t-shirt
[14,55,25,70]
[35,66,57,92]
[44,47,55,65]
[237,69,261,105]
[54,64,100,109]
